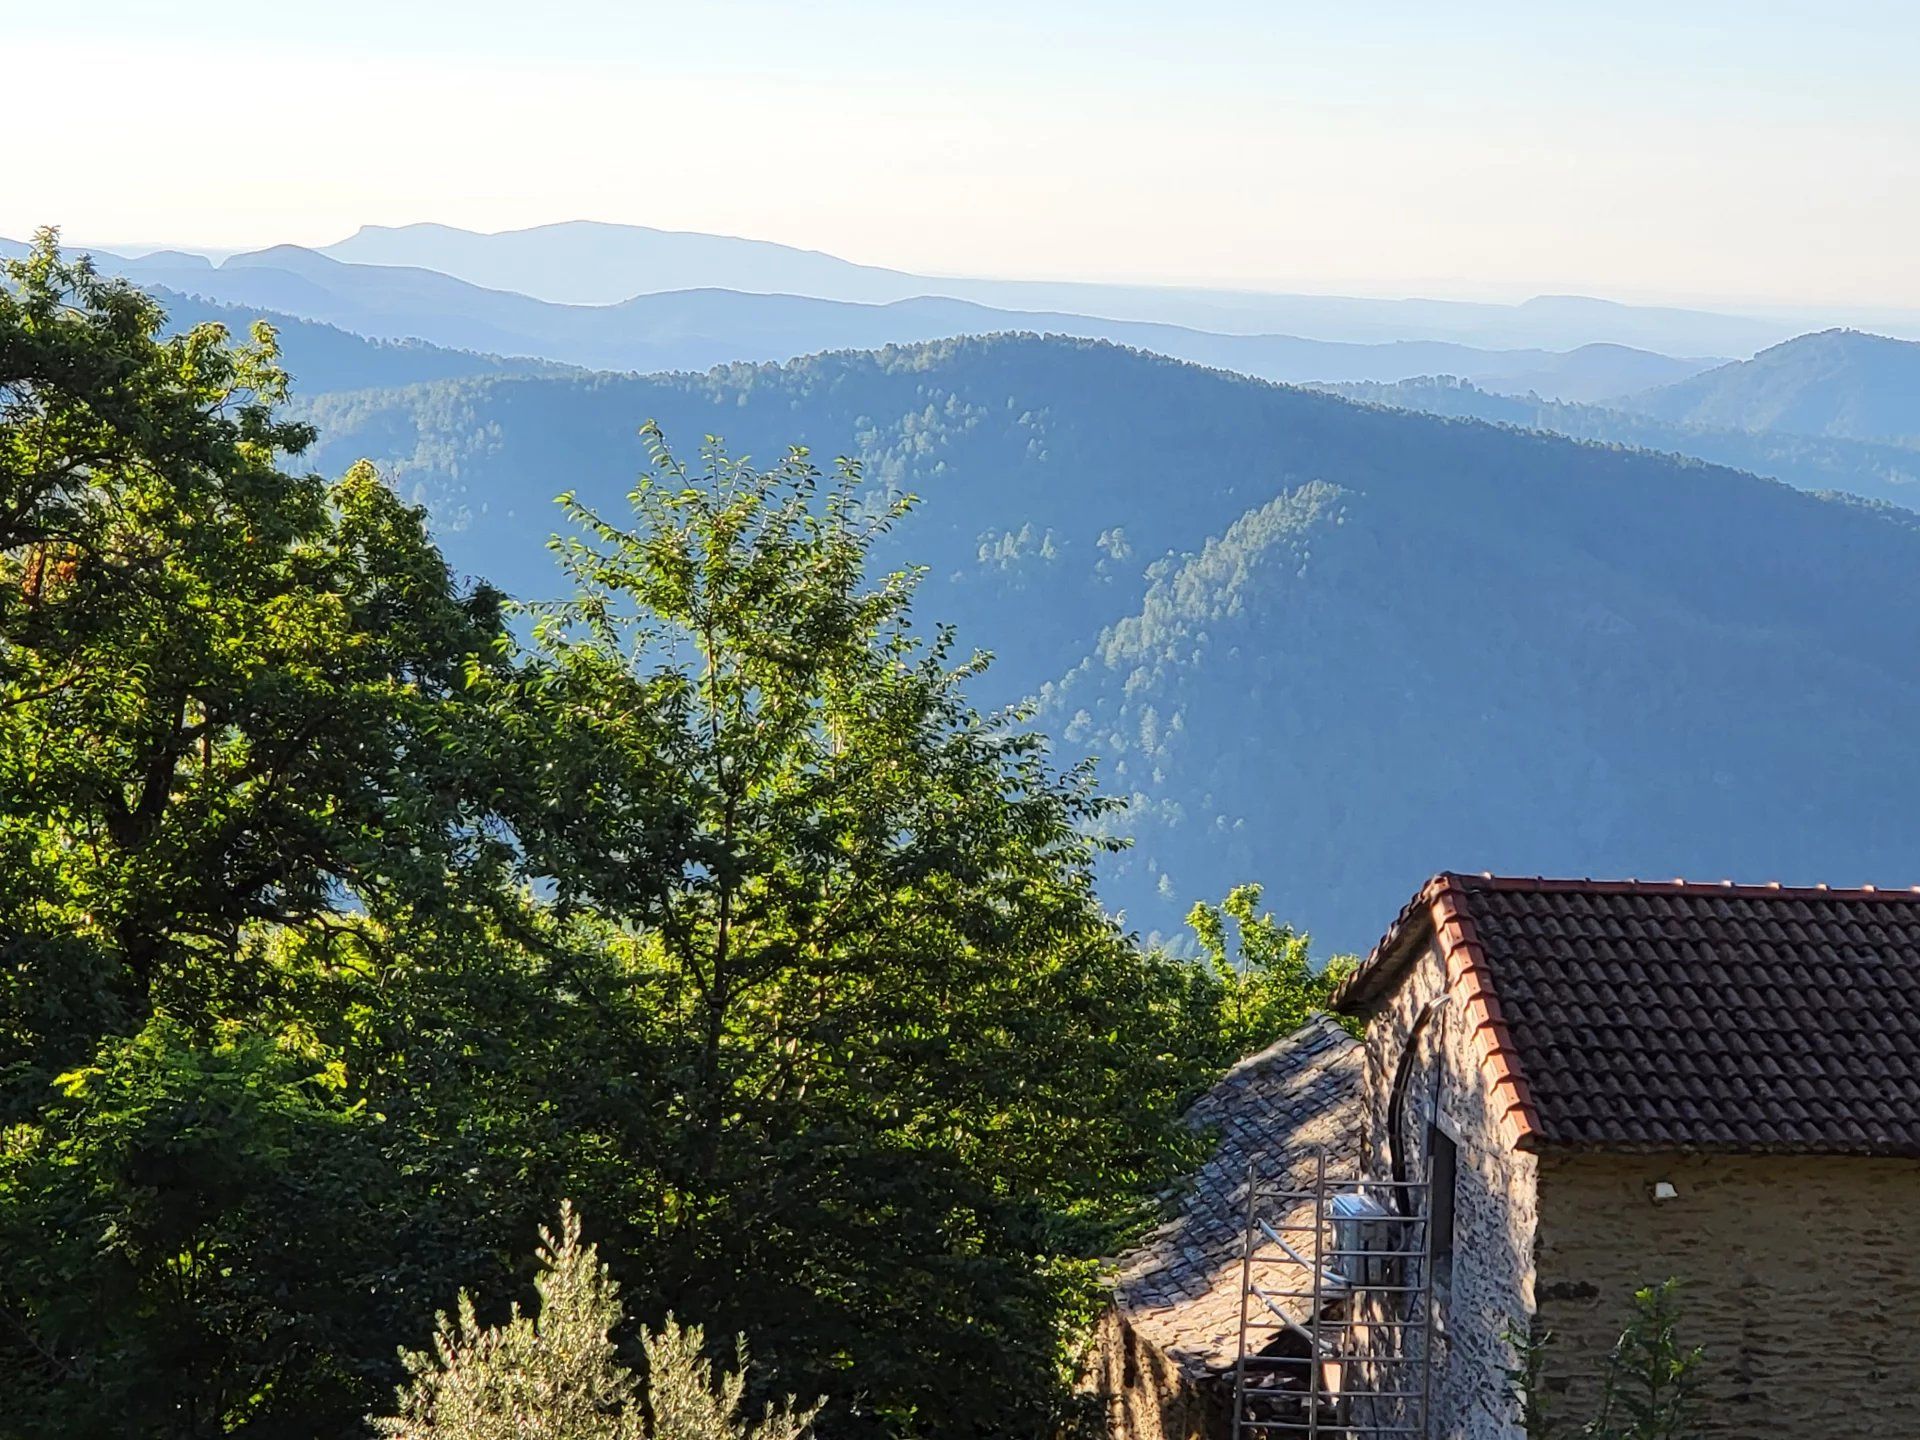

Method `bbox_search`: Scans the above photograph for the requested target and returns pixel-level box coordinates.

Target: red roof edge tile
[1428,878,1545,1152]
[1330,873,1545,1149]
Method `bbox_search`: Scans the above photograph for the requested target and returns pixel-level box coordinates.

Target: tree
[1183,884,1354,1067]
[0,240,1251,1439]
[0,231,515,1038]
[379,1200,640,1440]
[489,427,1206,1440]
[1586,1281,1704,1440]
[1505,1280,1705,1440]
[1,1015,411,1433]
[0,233,529,1435]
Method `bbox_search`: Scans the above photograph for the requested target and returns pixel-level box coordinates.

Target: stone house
[1085,1015,1363,1440]
[1092,873,1920,1440]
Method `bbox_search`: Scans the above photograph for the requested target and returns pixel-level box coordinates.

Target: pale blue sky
[8,0,1917,305]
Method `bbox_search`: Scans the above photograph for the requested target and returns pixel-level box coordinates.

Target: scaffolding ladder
[1230,1151,1435,1440]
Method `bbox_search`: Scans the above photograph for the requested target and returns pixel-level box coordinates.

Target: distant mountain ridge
[1,236,566,395]
[293,335,1920,949]
[316,219,1798,353]
[1314,375,1920,511]
[7,236,1716,400]
[149,287,570,394]
[324,219,925,308]
[1618,329,1920,446]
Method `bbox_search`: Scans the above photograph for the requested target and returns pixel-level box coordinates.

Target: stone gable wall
[1355,936,1536,1440]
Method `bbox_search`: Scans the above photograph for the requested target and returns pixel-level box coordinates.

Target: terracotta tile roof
[1336,873,1920,1155]
[1113,1015,1362,1379]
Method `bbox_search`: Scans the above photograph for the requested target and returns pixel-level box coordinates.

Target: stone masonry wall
[1082,1308,1227,1440]
[1357,937,1537,1440]
[1533,1151,1920,1439]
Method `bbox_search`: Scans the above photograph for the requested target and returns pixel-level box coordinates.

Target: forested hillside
[303,336,1920,949]
[1619,329,1920,445]
[1317,375,1920,510]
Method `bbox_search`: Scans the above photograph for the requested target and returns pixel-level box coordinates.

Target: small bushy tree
[1506,1279,1704,1440]
[643,1318,821,1440]
[375,1202,639,1439]
[376,1203,821,1440]
[1587,1280,1704,1440]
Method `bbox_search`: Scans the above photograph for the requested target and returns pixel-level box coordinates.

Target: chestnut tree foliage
[0,235,1336,1440]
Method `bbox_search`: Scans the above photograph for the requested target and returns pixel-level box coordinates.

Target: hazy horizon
[11,0,1919,312]
[31,220,1920,330]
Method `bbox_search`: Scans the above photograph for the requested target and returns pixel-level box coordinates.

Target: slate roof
[1336,874,1920,1155]
[1112,1015,1362,1379]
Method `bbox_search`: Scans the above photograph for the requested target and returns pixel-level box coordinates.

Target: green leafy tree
[1,1015,412,1433]
[1183,884,1354,1066]
[0,231,514,1043]
[489,427,1206,1440]
[0,233,531,1435]
[0,237,1261,1440]
[1587,1281,1704,1440]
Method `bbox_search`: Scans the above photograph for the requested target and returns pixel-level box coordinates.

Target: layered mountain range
[3,234,1724,400]
[295,335,1920,950]
[14,224,1918,949]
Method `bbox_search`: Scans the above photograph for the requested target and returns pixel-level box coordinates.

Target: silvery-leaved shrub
[375,1202,822,1440]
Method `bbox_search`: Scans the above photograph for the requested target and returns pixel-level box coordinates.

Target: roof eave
[1331,872,1545,1151]
[1330,872,1448,1016]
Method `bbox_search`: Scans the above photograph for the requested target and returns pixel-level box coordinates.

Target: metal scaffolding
[1230,1152,1435,1440]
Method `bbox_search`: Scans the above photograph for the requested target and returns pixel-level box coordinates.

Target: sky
[8,0,1919,308]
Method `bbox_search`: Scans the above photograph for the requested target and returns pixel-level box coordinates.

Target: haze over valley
[14,208,1920,948]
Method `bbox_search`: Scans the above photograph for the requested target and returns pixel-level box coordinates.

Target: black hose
[1384,995,1446,1217]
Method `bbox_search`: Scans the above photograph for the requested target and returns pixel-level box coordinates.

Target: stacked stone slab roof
[1112,1015,1362,1379]
[1336,873,1920,1156]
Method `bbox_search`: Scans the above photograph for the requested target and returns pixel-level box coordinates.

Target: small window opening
[1428,1125,1458,1290]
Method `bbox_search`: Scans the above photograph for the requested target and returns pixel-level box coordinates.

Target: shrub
[375,1203,822,1440]
[1506,1278,1704,1440]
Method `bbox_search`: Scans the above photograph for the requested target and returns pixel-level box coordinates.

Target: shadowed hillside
[1315,375,1920,510]
[1619,329,1920,445]
[300,335,1920,948]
